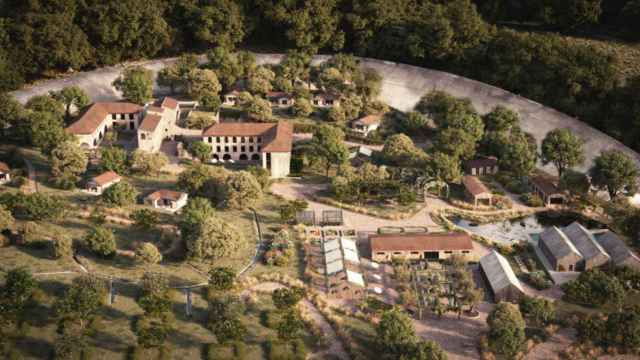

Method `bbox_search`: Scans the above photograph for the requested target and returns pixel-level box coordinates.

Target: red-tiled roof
[354,114,382,126]
[146,106,165,114]
[66,102,142,135]
[0,161,9,173]
[202,122,293,153]
[314,92,340,101]
[267,91,293,100]
[147,189,186,201]
[462,175,491,196]
[370,233,474,252]
[139,114,162,132]
[465,156,498,170]
[91,171,121,186]
[160,97,179,110]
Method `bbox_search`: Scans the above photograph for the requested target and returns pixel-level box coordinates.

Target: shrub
[520,193,544,207]
[51,235,73,259]
[136,243,162,265]
[562,269,625,307]
[520,271,552,290]
[84,226,117,257]
[130,209,159,230]
[102,181,138,207]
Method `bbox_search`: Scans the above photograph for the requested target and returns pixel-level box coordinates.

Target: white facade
[76,111,141,149]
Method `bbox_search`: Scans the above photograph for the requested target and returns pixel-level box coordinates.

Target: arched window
[223,154,231,161]
[212,154,219,160]
[239,154,248,161]
[251,154,260,161]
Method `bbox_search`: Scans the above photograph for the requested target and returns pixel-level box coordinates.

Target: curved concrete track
[12,54,640,172]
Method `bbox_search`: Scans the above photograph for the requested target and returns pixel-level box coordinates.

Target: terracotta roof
[91,171,121,186]
[0,161,9,173]
[66,102,142,135]
[531,174,561,195]
[267,91,293,100]
[314,92,340,101]
[370,233,474,252]
[354,114,382,126]
[139,114,162,132]
[202,122,293,153]
[160,97,179,110]
[147,189,186,201]
[462,176,491,196]
[465,156,498,169]
[146,106,165,114]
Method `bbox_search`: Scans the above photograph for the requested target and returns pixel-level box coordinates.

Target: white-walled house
[267,92,295,108]
[312,92,340,108]
[85,171,121,195]
[0,162,10,185]
[201,122,293,178]
[66,102,143,149]
[351,114,381,136]
[145,190,188,212]
[137,97,181,153]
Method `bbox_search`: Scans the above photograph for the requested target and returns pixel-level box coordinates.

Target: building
[0,161,10,185]
[222,82,245,106]
[145,190,188,212]
[351,114,382,136]
[323,237,365,300]
[596,230,640,270]
[370,232,474,262]
[538,226,583,271]
[266,92,295,108]
[312,92,340,108]
[465,156,498,176]
[562,222,610,270]
[201,122,293,178]
[137,97,181,152]
[85,171,121,195]
[530,174,566,206]
[462,175,492,207]
[66,102,143,149]
[480,250,525,302]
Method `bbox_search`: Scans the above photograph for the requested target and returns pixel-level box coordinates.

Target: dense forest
[1,0,639,151]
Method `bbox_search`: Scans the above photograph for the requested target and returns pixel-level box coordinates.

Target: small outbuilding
[312,92,340,107]
[462,175,492,207]
[596,230,640,270]
[370,232,474,262]
[351,114,382,136]
[562,222,610,270]
[465,156,498,176]
[145,190,188,212]
[530,174,566,206]
[85,171,121,195]
[266,92,295,108]
[480,250,525,303]
[0,161,11,185]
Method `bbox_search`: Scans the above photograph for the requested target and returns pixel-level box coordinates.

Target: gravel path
[11,54,640,173]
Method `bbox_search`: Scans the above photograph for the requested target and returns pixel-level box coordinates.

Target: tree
[307,125,350,175]
[434,128,477,161]
[189,141,212,162]
[135,316,172,349]
[590,150,639,199]
[0,92,24,131]
[157,53,198,94]
[277,310,305,340]
[280,199,308,223]
[186,216,244,261]
[248,66,275,95]
[54,275,106,328]
[189,1,246,49]
[209,267,236,292]
[403,111,429,134]
[551,0,602,28]
[426,152,462,183]
[222,171,263,209]
[327,106,347,123]
[186,112,218,130]
[416,91,475,127]
[26,110,69,154]
[518,296,556,327]
[245,96,272,120]
[84,226,117,257]
[483,105,519,133]
[272,287,306,310]
[112,66,153,104]
[51,235,73,259]
[25,94,65,119]
[486,302,526,358]
[130,150,168,176]
[102,181,138,207]
[560,170,591,196]
[50,86,90,122]
[50,140,88,188]
[186,68,222,104]
[0,268,36,324]
[291,98,313,117]
[100,146,129,174]
[180,197,217,240]
[380,134,426,167]
[0,205,15,231]
[541,129,585,177]
[562,269,625,308]
[409,340,448,360]
[136,243,162,265]
[499,131,538,177]
[247,166,271,190]
[375,307,418,358]
[130,209,159,231]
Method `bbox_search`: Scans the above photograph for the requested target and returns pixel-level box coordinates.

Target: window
[224,146,229,152]
[140,133,146,140]
[257,137,262,143]
[462,250,470,254]
[241,146,246,152]
[410,252,419,255]
[249,137,254,143]
[232,146,237,152]
[120,114,125,120]
[233,137,237,143]
[207,137,212,143]
[216,146,221,152]
[224,137,228,142]
[129,113,135,120]
[444,251,452,254]
[249,146,254,152]
[241,137,246,143]
[376,252,386,255]
[216,137,221,143]
[112,114,117,120]
[257,145,261,151]
[393,252,402,255]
